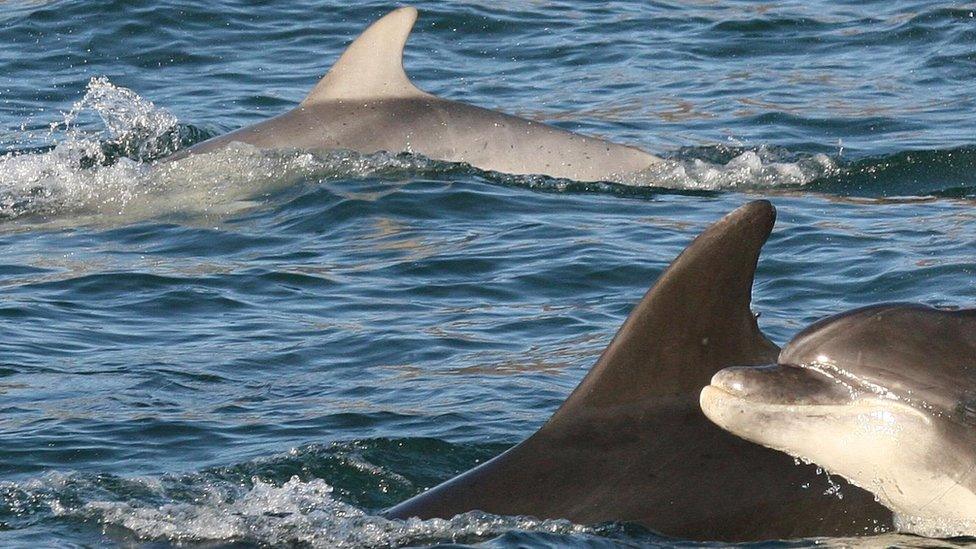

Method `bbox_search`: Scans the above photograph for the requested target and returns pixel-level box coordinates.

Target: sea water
[1,1,974,547]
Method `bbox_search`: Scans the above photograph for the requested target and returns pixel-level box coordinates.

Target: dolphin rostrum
[385,201,892,541]
[167,7,660,182]
[701,304,976,538]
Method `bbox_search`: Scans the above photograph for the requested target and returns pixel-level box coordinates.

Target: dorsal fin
[302,7,426,104]
[384,200,892,538]
[548,200,779,421]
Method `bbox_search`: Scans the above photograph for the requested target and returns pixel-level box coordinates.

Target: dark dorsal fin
[384,201,893,539]
[302,7,427,104]
[385,200,896,538]
[548,200,779,421]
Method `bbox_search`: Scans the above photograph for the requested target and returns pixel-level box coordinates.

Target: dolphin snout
[709,364,851,406]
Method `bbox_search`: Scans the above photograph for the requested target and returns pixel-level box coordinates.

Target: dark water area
[1,0,975,547]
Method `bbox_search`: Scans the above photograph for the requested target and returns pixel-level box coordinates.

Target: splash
[2,453,592,548]
[75,476,592,547]
[56,75,182,163]
[625,147,837,190]
[0,77,452,225]
[491,145,839,195]
[0,77,176,221]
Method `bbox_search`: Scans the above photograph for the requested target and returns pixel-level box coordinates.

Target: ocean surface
[1,0,975,547]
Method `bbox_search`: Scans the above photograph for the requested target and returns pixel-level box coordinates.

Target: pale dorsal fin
[302,7,426,104]
[548,200,780,421]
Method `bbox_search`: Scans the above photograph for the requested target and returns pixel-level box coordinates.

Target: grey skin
[702,304,976,537]
[167,7,660,182]
[385,201,892,541]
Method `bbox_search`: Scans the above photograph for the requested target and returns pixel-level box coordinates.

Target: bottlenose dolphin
[385,201,892,541]
[701,304,976,537]
[167,7,660,181]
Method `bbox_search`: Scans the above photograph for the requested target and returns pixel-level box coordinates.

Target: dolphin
[701,304,976,538]
[384,201,892,541]
[166,7,660,182]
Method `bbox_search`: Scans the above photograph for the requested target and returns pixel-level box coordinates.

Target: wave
[808,146,976,198]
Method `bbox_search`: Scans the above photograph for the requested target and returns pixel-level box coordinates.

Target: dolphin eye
[957,395,976,423]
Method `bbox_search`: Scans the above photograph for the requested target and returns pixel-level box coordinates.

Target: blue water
[1,1,975,546]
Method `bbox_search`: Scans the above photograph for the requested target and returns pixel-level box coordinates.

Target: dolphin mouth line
[705,363,857,408]
[702,384,803,406]
[701,383,739,400]
[699,384,811,411]
[704,374,822,407]
[699,384,877,445]
[702,379,938,435]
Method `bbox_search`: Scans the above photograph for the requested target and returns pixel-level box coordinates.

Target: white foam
[61,475,590,547]
[894,513,976,539]
[0,77,173,221]
[624,147,837,190]
[0,78,445,226]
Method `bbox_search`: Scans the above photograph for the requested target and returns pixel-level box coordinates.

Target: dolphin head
[700,304,976,536]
